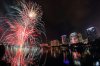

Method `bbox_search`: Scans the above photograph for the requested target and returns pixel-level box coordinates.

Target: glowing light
[0,0,45,66]
[28,11,37,19]
[64,60,70,65]
[70,32,79,44]
[86,27,95,31]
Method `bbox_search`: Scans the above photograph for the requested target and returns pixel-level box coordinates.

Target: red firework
[0,0,44,66]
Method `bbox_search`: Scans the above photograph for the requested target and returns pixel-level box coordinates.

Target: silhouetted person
[0,44,8,66]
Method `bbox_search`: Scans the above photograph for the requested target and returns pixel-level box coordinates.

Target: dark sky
[0,0,100,40]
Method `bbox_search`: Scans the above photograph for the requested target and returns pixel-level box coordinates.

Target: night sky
[0,0,100,41]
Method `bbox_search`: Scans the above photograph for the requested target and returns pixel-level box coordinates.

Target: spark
[0,0,45,66]
[28,11,37,19]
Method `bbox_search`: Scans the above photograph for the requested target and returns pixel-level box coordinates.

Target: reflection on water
[40,42,100,66]
[51,47,61,58]
[0,42,100,66]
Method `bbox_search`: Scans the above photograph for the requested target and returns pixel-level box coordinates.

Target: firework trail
[0,0,46,66]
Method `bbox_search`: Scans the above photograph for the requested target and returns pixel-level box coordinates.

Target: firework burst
[0,0,45,66]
